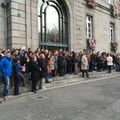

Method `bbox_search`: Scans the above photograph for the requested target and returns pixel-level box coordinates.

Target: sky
[38,1,59,32]
[46,6,58,30]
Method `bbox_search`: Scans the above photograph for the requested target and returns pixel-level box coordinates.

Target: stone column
[0,0,7,48]
[9,0,26,48]
[9,0,38,50]
[26,0,38,50]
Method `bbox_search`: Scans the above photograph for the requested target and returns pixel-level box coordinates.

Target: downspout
[30,0,33,48]
[5,0,8,48]
[25,0,27,49]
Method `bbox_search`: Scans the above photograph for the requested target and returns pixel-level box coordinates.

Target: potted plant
[111,2,120,18]
[89,38,96,51]
[87,0,96,8]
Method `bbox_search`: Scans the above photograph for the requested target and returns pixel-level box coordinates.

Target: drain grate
[37,96,44,99]
[36,95,46,100]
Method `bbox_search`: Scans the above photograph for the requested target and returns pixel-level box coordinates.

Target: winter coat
[50,56,55,70]
[57,55,65,69]
[13,63,22,77]
[90,54,97,63]
[31,61,41,81]
[81,55,89,70]
[38,58,48,78]
[107,56,113,66]
[0,56,12,77]
[47,60,54,73]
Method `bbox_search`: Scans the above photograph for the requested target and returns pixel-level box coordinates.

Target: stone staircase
[0,70,120,98]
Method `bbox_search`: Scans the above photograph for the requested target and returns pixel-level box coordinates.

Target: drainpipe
[5,0,8,49]
[30,0,33,49]
[25,0,27,49]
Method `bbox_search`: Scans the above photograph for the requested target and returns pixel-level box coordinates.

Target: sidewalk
[44,70,120,89]
[0,70,120,100]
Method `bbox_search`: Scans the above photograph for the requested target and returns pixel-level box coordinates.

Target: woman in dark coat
[31,55,41,93]
[57,53,65,76]
[66,54,73,74]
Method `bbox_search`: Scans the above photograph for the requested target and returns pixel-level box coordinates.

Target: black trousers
[32,80,37,92]
[39,78,43,89]
[58,67,64,76]
[14,76,21,95]
[108,66,112,73]
[82,70,89,78]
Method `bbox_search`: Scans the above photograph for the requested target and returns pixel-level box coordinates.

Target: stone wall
[9,0,26,48]
[0,0,120,52]
[9,0,38,50]
[0,0,7,48]
[71,0,120,52]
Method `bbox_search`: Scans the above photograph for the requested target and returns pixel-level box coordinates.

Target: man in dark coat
[31,55,41,93]
[57,52,65,76]
[38,52,49,89]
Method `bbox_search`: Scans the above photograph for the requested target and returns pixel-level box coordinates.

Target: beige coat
[81,55,89,70]
[107,56,113,66]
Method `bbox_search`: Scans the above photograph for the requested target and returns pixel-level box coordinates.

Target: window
[86,15,93,39]
[106,0,114,5]
[38,0,69,50]
[110,23,115,42]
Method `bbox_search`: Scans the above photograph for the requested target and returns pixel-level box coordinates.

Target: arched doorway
[38,0,69,50]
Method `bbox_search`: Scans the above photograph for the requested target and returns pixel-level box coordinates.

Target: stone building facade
[0,0,120,52]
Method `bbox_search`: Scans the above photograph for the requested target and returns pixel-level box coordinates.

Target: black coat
[31,61,41,81]
[57,55,65,69]
[38,58,48,78]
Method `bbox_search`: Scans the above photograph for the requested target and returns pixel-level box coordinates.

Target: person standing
[38,52,49,90]
[0,51,12,100]
[57,52,65,76]
[13,58,22,95]
[81,52,89,78]
[107,53,113,73]
[31,55,41,93]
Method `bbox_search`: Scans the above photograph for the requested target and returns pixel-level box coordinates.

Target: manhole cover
[37,96,44,99]
[37,95,46,100]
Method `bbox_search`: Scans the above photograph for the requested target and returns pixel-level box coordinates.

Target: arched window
[38,0,68,50]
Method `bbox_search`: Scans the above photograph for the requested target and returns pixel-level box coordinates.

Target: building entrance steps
[0,70,120,100]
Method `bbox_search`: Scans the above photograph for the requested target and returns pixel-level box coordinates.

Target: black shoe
[32,90,37,93]
[45,81,51,83]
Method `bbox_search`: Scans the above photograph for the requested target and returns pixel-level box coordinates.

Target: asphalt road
[0,75,120,120]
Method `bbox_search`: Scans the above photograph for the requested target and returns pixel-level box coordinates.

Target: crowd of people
[0,47,120,100]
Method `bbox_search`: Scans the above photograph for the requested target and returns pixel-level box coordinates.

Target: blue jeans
[3,75,10,97]
[47,72,52,79]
